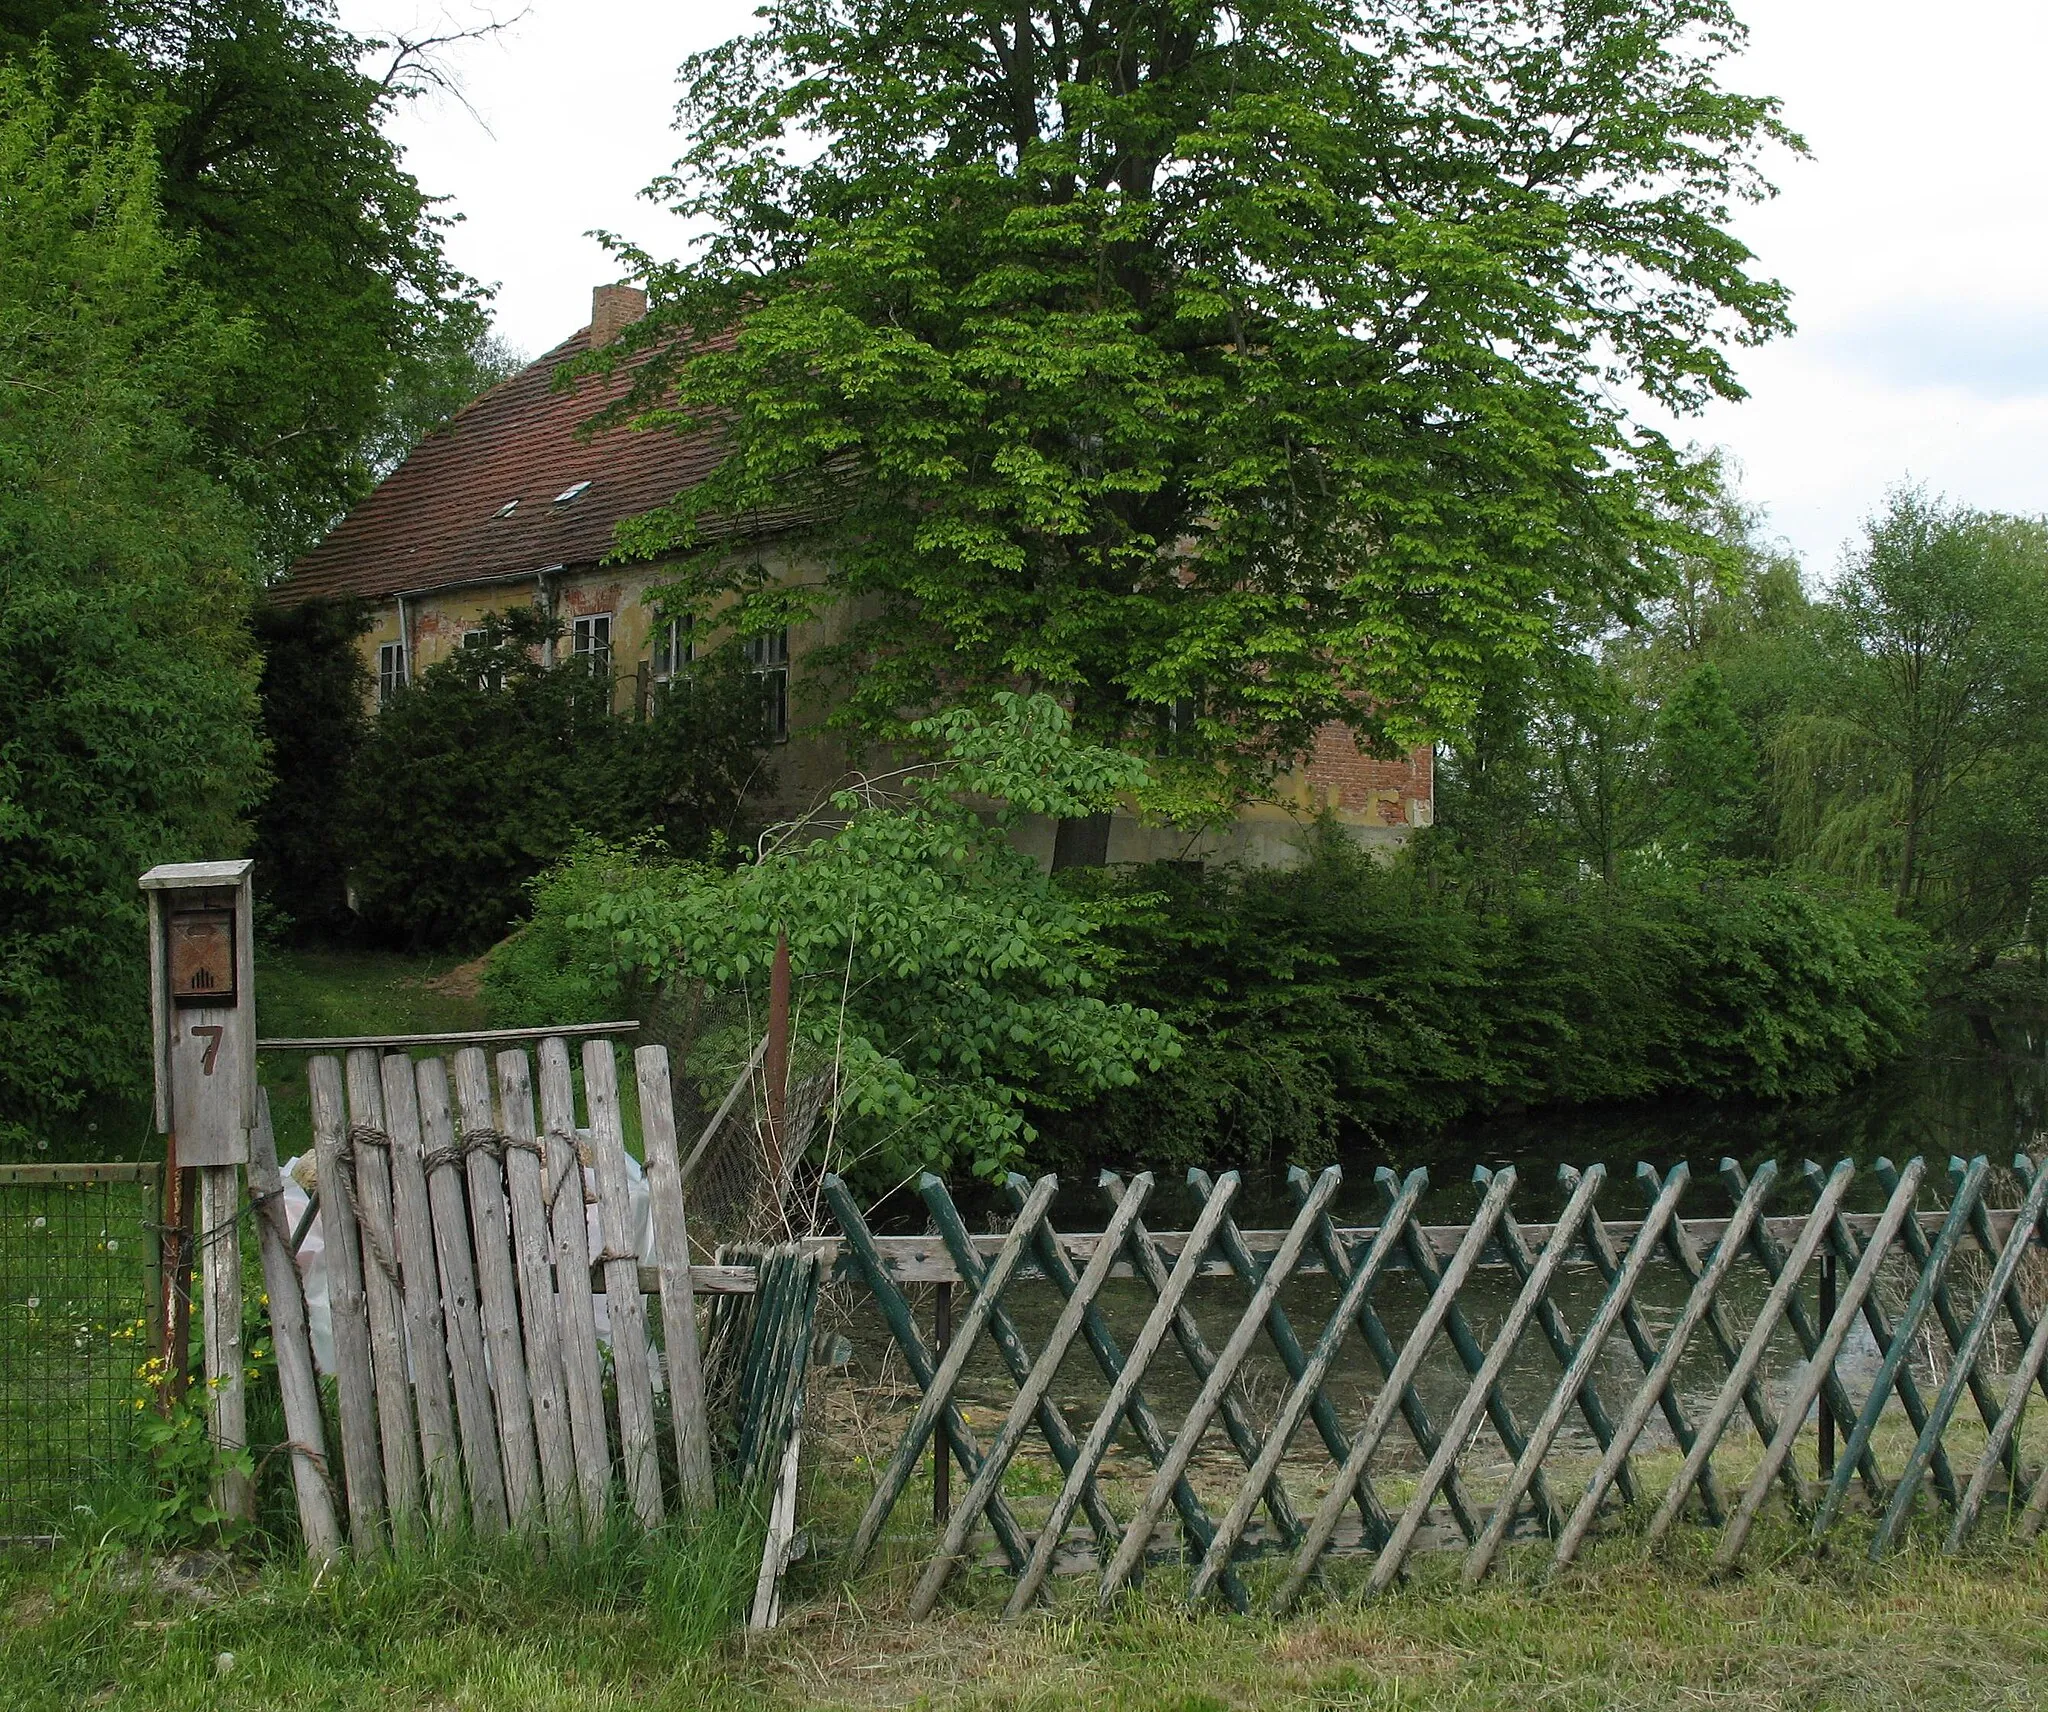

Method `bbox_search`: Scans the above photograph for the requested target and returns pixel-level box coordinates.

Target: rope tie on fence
[460,1128,507,1161]
[592,1246,639,1268]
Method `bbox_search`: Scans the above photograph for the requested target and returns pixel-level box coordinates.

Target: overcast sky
[341,1,2048,577]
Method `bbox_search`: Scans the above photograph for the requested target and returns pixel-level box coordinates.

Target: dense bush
[251,598,371,937]
[347,611,772,949]
[1044,834,1929,1175]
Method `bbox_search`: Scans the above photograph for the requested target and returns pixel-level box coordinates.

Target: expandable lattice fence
[0,1165,160,1541]
[821,1152,2048,1615]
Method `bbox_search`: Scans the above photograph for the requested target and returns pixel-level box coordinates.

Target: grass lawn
[5,1520,2048,1710]
[254,946,490,1166]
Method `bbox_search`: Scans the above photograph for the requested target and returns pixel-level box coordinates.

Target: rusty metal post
[158,1151,194,1409]
[933,1282,953,1524]
[763,932,791,1185]
[1818,1251,1837,1479]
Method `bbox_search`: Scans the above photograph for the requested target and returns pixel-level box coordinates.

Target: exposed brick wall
[1302,722,1435,827]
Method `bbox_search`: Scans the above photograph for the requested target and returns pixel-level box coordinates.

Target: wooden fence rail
[826,1152,2048,1615]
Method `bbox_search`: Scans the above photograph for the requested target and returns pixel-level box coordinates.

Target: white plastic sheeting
[280,1137,653,1375]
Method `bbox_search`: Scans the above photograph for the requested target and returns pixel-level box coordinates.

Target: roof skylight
[553,479,593,503]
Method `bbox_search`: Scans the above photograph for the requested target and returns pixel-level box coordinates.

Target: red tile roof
[273,324,801,606]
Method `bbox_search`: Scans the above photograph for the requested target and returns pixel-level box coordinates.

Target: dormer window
[553,480,592,504]
[492,499,518,519]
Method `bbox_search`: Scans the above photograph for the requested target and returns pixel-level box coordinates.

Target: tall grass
[1,1506,763,1712]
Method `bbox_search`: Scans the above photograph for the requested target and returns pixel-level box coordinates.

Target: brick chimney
[589,282,648,347]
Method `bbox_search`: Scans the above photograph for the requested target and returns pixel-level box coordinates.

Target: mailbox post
[141,859,257,1522]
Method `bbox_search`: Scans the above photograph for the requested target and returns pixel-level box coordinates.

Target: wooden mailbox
[142,859,257,1168]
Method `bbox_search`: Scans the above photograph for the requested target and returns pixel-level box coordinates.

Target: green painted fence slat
[1551,1159,1781,1574]
[824,1175,1036,1575]
[919,1174,1121,1552]
[1100,1173,1304,1550]
[1195,1168,1392,1552]
[1879,1155,2048,1555]
[1287,1165,1479,1544]
[1713,1160,1926,1569]
[1189,1168,1430,1608]
[1006,1173,1250,1617]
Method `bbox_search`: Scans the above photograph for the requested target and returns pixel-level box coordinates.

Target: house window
[652,617,694,683]
[460,626,503,690]
[571,613,613,673]
[377,640,408,707]
[747,628,790,742]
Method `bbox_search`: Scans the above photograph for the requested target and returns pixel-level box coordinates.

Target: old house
[273,284,1433,864]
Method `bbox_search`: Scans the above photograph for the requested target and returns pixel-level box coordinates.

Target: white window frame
[377,640,408,707]
[652,616,695,683]
[746,628,790,742]
[570,612,613,674]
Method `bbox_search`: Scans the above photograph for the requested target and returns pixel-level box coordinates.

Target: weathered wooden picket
[823,1153,2048,1614]
[259,1035,817,1588]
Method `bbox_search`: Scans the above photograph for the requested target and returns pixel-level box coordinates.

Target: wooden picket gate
[254,1032,816,1598]
[821,1152,2048,1615]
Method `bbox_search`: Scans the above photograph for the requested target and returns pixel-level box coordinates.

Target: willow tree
[599,0,1796,810]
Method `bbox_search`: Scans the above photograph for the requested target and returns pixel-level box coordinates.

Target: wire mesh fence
[0,1165,161,1541]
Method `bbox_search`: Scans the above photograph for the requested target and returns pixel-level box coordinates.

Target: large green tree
[0,63,264,1150]
[3,0,502,561]
[598,0,1796,805]
[1776,490,2048,930]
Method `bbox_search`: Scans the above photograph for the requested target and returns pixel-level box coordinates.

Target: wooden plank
[1800,1157,1954,1511]
[1647,1162,1856,1545]
[920,1175,1121,1554]
[1879,1156,2048,1555]
[344,1050,423,1547]
[1464,1164,1688,1585]
[259,1021,640,1051]
[1712,1159,1862,1506]
[796,1207,2035,1286]
[582,1039,665,1530]
[634,1044,715,1509]
[846,1175,1059,1570]
[415,1056,508,1535]
[1190,1169,1427,1610]
[1814,1157,1986,1537]
[495,1049,580,1539]
[1103,1169,1342,1605]
[909,1173,1157,1618]
[308,1054,385,1556]
[1354,1165,1607,1605]
[1270,1168,1518,1615]
[248,1091,342,1563]
[1009,1172,1246,1617]
[1119,1175,1303,1551]
[537,1038,610,1537]
[1949,1155,2048,1550]
[1713,1160,1925,1568]
[1284,1165,1475,1543]
[1013,1172,1254,1607]
[198,1163,252,1523]
[451,1047,542,1531]
[820,1176,1033,1575]
[1480,1165,1630,1515]
[1574,1166,1713,1519]
[378,1053,461,1531]
[1368,1164,1553,1536]
[0,1163,160,1187]
[1551,1161,1779,1573]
